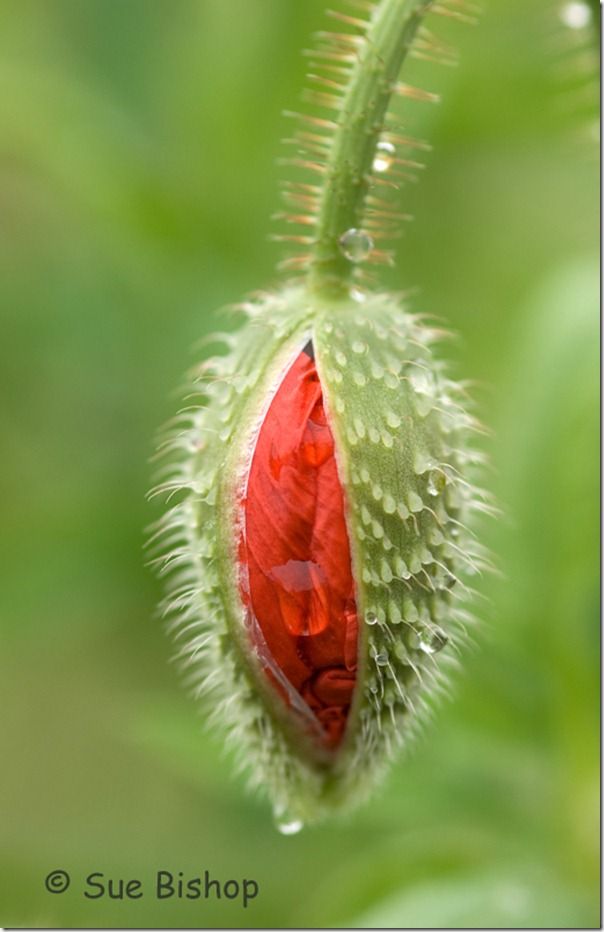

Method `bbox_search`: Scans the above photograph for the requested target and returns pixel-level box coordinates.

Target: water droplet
[559,1,591,29]
[350,287,367,303]
[365,611,379,625]
[427,469,447,497]
[418,626,449,655]
[274,800,305,835]
[339,228,374,263]
[269,560,330,636]
[276,815,304,836]
[373,140,396,173]
[375,651,389,666]
[411,372,432,395]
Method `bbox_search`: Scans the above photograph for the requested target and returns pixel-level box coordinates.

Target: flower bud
[152,0,488,829]
[152,285,486,828]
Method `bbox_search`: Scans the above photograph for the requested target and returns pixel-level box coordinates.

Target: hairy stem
[307,0,433,300]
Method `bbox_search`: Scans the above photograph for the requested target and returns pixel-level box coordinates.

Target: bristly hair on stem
[273,0,478,301]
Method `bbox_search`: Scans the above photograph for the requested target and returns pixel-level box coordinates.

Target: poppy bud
[151,0,489,829]
[152,286,488,828]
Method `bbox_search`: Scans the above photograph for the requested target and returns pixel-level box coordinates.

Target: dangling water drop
[275,812,304,835]
[274,805,304,835]
[427,469,447,497]
[339,228,374,263]
[365,611,379,626]
[373,140,396,173]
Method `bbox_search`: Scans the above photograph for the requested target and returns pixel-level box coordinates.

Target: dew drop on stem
[373,140,396,173]
[339,228,374,263]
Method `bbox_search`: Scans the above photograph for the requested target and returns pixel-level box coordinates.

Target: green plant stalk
[308,0,433,299]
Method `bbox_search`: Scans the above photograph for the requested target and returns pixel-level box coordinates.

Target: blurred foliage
[0,0,599,928]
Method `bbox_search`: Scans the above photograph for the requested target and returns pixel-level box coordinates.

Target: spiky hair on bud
[150,0,492,831]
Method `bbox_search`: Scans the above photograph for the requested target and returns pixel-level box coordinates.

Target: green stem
[306,0,433,300]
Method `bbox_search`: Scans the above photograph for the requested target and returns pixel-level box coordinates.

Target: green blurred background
[0,0,599,927]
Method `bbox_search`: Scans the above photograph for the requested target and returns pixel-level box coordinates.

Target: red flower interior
[239,343,358,749]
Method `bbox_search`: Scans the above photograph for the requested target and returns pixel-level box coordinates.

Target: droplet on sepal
[427,469,447,496]
[338,228,374,263]
[411,625,449,655]
[350,287,367,303]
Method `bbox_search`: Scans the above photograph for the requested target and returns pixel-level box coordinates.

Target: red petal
[239,345,358,748]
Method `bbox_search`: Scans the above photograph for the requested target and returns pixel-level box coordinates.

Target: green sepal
[151,286,487,826]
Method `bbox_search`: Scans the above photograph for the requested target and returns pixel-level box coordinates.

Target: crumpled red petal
[239,344,358,748]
